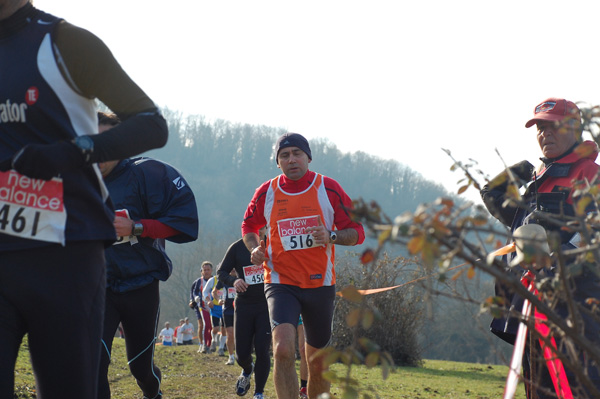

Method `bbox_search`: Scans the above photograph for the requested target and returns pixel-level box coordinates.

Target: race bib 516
[0,170,66,245]
[277,215,319,251]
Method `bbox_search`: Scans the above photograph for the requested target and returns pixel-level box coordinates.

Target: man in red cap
[482,97,598,230]
[525,98,585,159]
[241,133,365,399]
[481,98,600,398]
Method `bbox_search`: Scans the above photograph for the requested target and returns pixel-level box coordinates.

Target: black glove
[509,160,534,182]
[11,141,85,180]
[487,160,534,189]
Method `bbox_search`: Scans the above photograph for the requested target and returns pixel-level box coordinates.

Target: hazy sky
[35,0,600,202]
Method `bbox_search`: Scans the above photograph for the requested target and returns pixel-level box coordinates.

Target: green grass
[14,337,526,398]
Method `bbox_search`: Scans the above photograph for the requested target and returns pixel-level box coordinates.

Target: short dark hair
[98,111,120,127]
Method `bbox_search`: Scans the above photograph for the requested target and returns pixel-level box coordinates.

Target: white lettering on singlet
[0,100,27,123]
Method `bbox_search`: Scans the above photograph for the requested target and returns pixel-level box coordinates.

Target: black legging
[234,299,271,395]
[0,241,106,399]
[99,280,162,399]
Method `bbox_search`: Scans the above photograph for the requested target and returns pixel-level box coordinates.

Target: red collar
[544,140,599,165]
[279,170,316,192]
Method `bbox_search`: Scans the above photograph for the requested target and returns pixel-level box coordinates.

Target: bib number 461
[0,204,40,236]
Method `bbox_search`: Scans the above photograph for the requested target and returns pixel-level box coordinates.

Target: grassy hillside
[14,337,525,399]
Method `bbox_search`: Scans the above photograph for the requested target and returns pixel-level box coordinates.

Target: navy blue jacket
[0,8,114,249]
[104,157,198,292]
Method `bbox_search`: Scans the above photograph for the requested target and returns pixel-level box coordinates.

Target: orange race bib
[0,170,66,245]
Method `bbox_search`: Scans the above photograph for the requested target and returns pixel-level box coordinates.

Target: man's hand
[306,215,330,246]
[306,225,329,246]
[206,297,214,309]
[233,278,249,293]
[113,216,134,237]
[251,240,268,265]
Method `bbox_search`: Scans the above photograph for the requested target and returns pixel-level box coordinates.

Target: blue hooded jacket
[104,157,198,292]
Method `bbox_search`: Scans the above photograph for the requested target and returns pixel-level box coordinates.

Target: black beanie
[275,133,312,162]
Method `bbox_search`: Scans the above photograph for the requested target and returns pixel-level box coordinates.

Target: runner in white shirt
[175,319,185,346]
[159,322,174,346]
[181,317,195,345]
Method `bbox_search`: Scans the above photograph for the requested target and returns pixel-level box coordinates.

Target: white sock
[219,336,226,349]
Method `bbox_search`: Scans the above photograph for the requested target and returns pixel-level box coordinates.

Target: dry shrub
[332,252,424,366]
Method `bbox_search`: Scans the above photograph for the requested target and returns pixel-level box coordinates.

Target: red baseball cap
[525,98,580,128]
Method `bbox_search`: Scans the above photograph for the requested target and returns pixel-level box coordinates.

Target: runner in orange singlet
[242,133,365,399]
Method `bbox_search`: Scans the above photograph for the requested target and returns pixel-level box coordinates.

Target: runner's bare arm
[243,232,267,265]
[332,228,359,246]
[307,215,359,246]
[243,232,260,252]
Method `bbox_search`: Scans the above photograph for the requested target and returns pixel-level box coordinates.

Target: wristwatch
[71,135,94,163]
[132,222,144,236]
[329,230,337,243]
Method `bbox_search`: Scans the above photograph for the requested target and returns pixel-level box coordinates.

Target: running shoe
[225,356,235,365]
[236,364,254,396]
[218,348,226,356]
[253,393,264,399]
[197,344,204,353]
